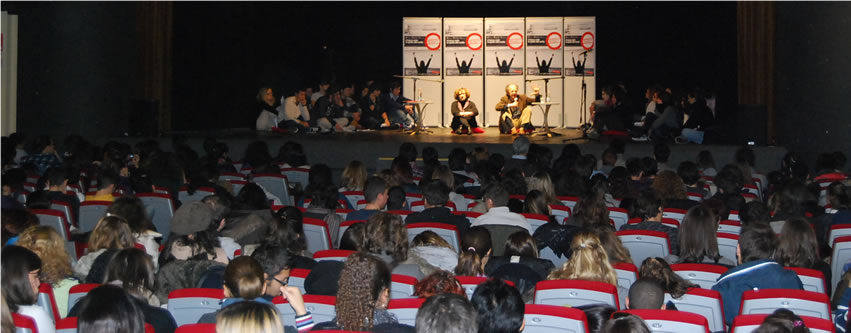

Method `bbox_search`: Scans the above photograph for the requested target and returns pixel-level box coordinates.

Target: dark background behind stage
[2,2,850,163]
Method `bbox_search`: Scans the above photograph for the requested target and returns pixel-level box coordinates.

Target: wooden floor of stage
[249,126,594,145]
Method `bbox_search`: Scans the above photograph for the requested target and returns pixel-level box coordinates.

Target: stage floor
[112,126,787,178]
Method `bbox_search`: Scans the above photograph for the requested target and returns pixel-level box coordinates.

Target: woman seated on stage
[450,87,484,135]
[255,87,282,131]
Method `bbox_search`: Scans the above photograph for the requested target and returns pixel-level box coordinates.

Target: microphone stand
[564,50,599,143]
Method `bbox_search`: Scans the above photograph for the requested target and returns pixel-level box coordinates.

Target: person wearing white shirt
[279,89,312,132]
[470,183,532,234]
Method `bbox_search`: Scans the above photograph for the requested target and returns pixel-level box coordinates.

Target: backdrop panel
[442,18,484,128]
[1,11,19,136]
[563,17,597,128]
[483,17,525,127]
[402,17,444,127]
[525,17,564,128]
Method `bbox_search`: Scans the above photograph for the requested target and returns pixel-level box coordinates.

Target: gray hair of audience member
[602,313,652,333]
[415,293,478,333]
[627,278,665,310]
[512,136,530,155]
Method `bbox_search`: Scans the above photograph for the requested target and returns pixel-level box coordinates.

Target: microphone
[579,49,593,56]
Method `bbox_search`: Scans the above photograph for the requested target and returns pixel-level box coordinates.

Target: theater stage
[110,126,787,178]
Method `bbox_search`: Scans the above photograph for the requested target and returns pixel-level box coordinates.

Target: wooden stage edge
[110,127,788,174]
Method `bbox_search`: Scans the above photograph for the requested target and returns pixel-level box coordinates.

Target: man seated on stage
[494,83,538,135]
[312,86,351,133]
[382,81,415,129]
[280,88,312,133]
[589,85,631,136]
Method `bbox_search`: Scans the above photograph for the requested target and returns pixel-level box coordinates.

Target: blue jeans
[390,109,415,128]
[681,128,705,144]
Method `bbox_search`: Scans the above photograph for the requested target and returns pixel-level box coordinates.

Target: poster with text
[484,18,525,76]
[444,18,483,76]
[403,17,443,76]
[564,17,596,76]
[525,17,563,76]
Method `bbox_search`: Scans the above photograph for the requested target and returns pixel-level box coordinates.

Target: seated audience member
[676,89,716,144]
[589,224,633,266]
[85,169,118,202]
[503,136,537,176]
[262,209,316,269]
[524,190,557,223]
[674,204,736,266]
[548,231,627,306]
[495,83,537,135]
[2,246,56,333]
[160,201,229,265]
[302,184,345,247]
[346,176,389,221]
[339,222,365,251]
[450,87,483,135]
[565,191,610,227]
[280,88,312,133]
[455,226,493,277]
[696,150,718,177]
[314,252,412,332]
[200,195,242,260]
[590,85,630,135]
[527,171,562,207]
[413,271,466,298]
[74,215,136,283]
[711,165,746,212]
[22,135,63,175]
[448,148,474,191]
[198,256,314,332]
[601,313,651,333]
[404,231,459,276]
[382,81,415,129]
[471,182,532,234]
[69,248,176,333]
[313,86,352,133]
[386,186,409,211]
[625,158,650,198]
[256,87,282,131]
[304,259,345,297]
[215,301,285,333]
[471,279,525,333]
[107,196,162,264]
[755,308,812,333]
[638,257,698,310]
[577,304,618,333]
[75,285,146,333]
[16,226,80,318]
[626,278,666,310]
[43,167,80,223]
[340,160,368,192]
[777,218,831,294]
[250,244,296,301]
[651,170,699,210]
[361,212,425,279]
[391,156,419,195]
[712,224,803,326]
[2,209,38,247]
[653,143,673,172]
[619,189,680,255]
[405,181,470,234]
[416,293,478,333]
[678,160,708,198]
[485,231,555,280]
[361,83,389,129]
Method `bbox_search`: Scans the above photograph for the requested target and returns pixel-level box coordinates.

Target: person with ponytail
[455,226,492,277]
[755,308,812,333]
[197,256,314,332]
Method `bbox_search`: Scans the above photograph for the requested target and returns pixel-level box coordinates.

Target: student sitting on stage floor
[450,87,484,135]
[280,88,312,133]
[312,86,352,133]
[495,83,539,135]
[346,176,389,221]
[382,81,415,129]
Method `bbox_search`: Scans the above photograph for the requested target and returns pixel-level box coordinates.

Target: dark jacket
[405,207,471,236]
[154,259,226,304]
[533,223,582,259]
[485,256,556,281]
[711,259,803,326]
[312,95,344,121]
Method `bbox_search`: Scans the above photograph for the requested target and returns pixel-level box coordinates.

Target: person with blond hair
[526,171,562,206]
[74,215,136,283]
[216,301,285,333]
[339,160,367,192]
[450,87,483,135]
[16,226,80,317]
[548,231,627,306]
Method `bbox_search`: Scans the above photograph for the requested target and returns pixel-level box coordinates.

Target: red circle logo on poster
[506,32,523,50]
[424,33,441,50]
[581,32,595,50]
[466,33,483,51]
[546,32,562,50]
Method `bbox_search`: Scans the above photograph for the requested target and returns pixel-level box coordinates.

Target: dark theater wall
[775,2,851,163]
[1,2,138,140]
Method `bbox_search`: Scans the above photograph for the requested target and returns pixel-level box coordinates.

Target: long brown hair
[336,252,391,331]
[455,226,491,276]
[88,216,135,252]
[638,257,697,298]
[777,218,821,268]
[678,204,722,264]
[361,212,409,264]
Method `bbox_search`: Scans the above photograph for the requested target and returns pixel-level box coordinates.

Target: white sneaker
[380,123,389,128]
[632,135,649,142]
